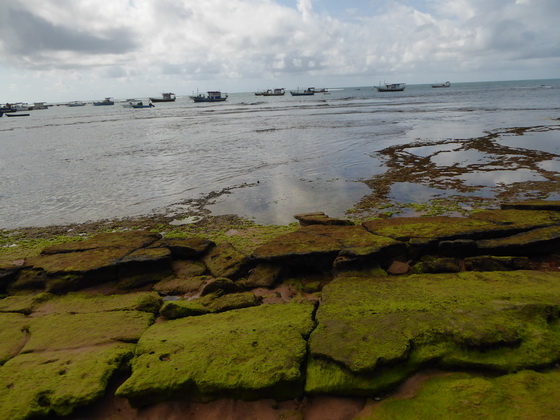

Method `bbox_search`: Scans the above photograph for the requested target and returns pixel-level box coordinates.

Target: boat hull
[149,98,175,102]
[191,98,227,102]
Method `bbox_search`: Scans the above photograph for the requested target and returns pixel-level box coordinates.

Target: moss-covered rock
[362,217,518,242]
[32,292,161,315]
[40,231,161,255]
[0,293,52,315]
[409,258,462,274]
[152,275,212,296]
[22,310,154,353]
[0,313,29,365]
[25,248,128,291]
[307,271,560,395]
[116,302,316,406]
[465,256,530,271]
[238,264,283,289]
[160,292,262,319]
[294,212,353,226]
[253,225,404,271]
[476,225,560,255]
[202,242,250,279]
[0,343,134,420]
[152,237,214,259]
[357,370,560,419]
[471,209,560,228]
[501,200,560,212]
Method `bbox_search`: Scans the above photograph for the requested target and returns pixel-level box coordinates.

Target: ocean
[1,79,559,228]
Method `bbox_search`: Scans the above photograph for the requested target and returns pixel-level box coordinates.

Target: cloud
[1,0,558,101]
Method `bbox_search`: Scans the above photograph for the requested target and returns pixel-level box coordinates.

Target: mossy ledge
[1,204,560,419]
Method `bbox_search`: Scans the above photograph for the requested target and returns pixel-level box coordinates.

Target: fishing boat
[290,88,315,96]
[149,92,176,102]
[67,101,87,107]
[93,97,114,106]
[125,101,155,109]
[255,88,285,96]
[375,83,406,92]
[432,81,451,88]
[190,91,228,103]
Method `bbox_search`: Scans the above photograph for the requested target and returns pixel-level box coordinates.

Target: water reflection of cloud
[208,176,370,225]
[431,150,497,167]
[404,143,461,157]
[458,170,546,187]
[497,130,560,155]
[538,159,560,172]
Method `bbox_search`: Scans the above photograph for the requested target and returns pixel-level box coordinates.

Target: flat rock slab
[41,231,161,255]
[294,212,353,226]
[116,302,316,406]
[360,370,560,419]
[159,292,261,319]
[32,292,161,316]
[23,310,154,353]
[202,243,249,279]
[152,237,215,259]
[362,216,518,242]
[501,200,560,212]
[0,313,28,365]
[253,225,403,269]
[469,209,560,229]
[476,225,560,255]
[0,344,134,420]
[306,271,560,395]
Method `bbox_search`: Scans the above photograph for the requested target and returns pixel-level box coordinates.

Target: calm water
[1,79,559,228]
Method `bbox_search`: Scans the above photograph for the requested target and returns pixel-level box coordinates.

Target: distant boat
[67,101,87,107]
[314,88,329,93]
[432,81,451,88]
[190,91,228,103]
[31,102,49,110]
[290,88,315,96]
[93,97,114,106]
[375,83,406,92]
[149,92,176,102]
[123,101,155,109]
[255,88,285,96]
[6,113,30,117]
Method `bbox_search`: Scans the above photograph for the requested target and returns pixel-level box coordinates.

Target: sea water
[1,79,559,228]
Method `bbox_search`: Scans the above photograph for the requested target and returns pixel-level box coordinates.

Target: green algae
[357,370,560,420]
[307,271,560,395]
[0,293,52,314]
[22,310,154,352]
[153,275,211,295]
[117,302,316,406]
[0,343,134,420]
[0,313,29,365]
[469,209,560,229]
[362,217,508,241]
[32,292,162,315]
[160,291,262,319]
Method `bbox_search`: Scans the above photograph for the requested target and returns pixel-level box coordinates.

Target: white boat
[190,91,228,102]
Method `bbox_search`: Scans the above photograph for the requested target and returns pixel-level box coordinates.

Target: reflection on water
[458,169,547,186]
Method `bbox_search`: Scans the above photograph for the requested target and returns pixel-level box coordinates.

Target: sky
[1,0,559,102]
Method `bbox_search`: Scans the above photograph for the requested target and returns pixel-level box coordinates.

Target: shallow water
[1,80,559,228]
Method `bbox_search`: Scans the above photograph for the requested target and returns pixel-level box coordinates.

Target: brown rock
[202,243,250,279]
[294,212,353,226]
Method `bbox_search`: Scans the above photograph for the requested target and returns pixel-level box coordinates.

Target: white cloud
[0,0,558,102]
